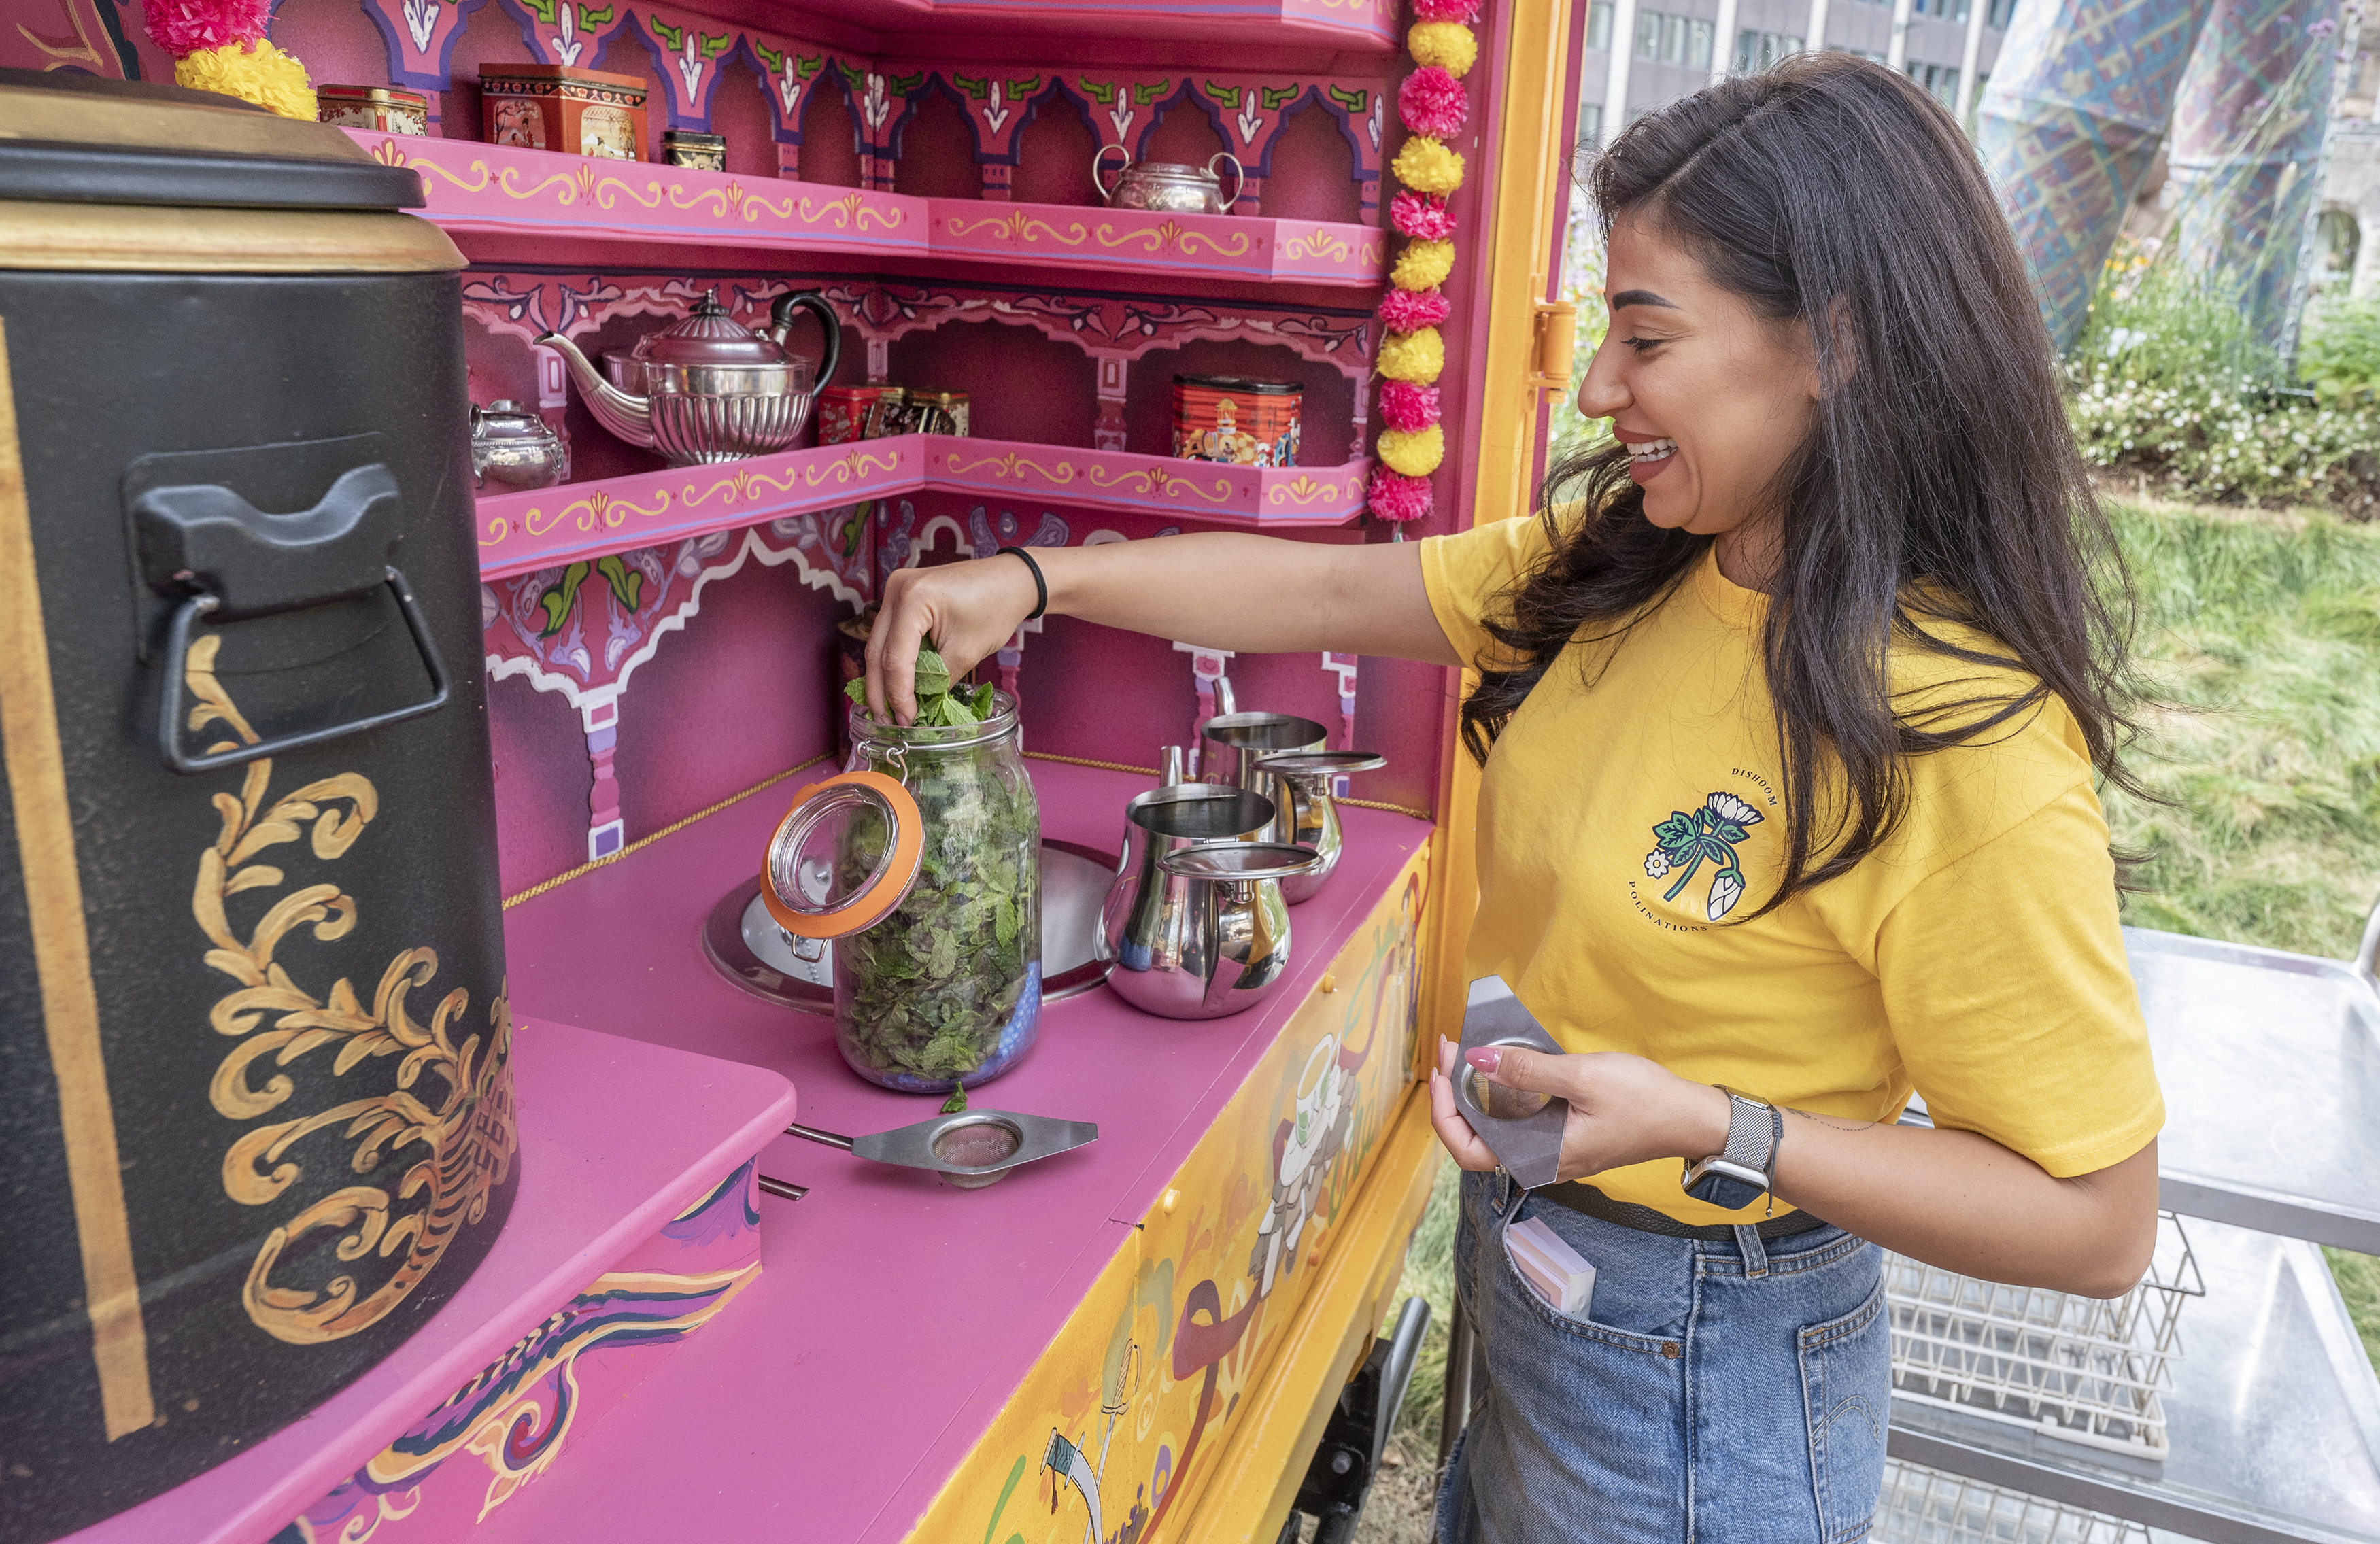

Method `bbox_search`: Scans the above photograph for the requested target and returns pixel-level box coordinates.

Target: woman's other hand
[866,555,1042,724]
[1428,1037,1727,1182]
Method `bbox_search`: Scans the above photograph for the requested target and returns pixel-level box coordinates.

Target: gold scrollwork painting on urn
[186,634,516,1346]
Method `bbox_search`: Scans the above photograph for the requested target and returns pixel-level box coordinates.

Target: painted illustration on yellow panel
[953,855,1427,1544]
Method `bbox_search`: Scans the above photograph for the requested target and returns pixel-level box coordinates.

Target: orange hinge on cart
[1530,301,1578,394]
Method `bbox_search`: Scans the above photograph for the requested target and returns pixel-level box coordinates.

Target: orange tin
[479,64,649,161]
[1172,375,1301,467]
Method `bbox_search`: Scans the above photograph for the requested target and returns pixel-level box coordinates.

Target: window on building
[1905,60,1960,105]
[1579,101,1605,146]
[1910,0,1970,18]
[1587,0,1613,49]
[2317,208,2361,293]
[1987,0,2017,27]
[1631,10,1716,67]
[1735,29,1805,71]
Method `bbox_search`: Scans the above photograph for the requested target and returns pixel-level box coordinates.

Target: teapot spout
[536,330,655,451]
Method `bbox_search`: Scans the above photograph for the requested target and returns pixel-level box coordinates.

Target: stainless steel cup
[1251,750,1387,904]
[1199,710,1327,842]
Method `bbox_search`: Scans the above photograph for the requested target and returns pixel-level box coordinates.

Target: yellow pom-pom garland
[1408,21,1479,77]
[1390,137,1465,197]
[1391,237,1457,291]
[175,39,316,121]
[1377,326,1445,385]
[1377,425,1446,477]
[1372,5,1482,517]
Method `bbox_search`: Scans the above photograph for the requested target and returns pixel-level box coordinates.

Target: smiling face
[1577,214,1820,583]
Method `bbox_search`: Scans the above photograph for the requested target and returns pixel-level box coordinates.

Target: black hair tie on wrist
[995,545,1048,621]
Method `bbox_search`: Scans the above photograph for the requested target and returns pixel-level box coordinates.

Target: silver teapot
[468,400,568,492]
[1250,750,1387,904]
[1124,841,1319,1019]
[1092,146,1244,213]
[537,288,841,466]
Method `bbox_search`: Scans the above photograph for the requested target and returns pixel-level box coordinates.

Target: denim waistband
[1534,1181,1830,1242]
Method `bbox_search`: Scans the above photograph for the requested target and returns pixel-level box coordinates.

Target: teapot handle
[768,289,845,395]
[1208,152,1244,213]
[1092,141,1131,203]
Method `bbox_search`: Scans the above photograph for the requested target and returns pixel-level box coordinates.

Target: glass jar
[761,691,1041,1092]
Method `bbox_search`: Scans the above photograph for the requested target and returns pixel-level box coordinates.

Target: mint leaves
[845,642,998,727]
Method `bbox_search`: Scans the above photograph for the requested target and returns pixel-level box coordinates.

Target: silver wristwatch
[1682,1086,1782,1212]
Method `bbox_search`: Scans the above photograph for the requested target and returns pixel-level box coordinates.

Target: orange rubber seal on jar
[758,770,923,940]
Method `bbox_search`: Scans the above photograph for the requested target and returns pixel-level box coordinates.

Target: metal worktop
[1888,1216,2380,1543]
[2126,927,2380,1254]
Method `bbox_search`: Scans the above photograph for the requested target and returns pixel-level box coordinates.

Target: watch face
[1684,1156,1769,1210]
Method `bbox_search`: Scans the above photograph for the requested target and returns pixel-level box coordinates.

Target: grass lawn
[1352,496,2380,1541]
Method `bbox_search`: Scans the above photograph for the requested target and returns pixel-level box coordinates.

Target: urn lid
[634,291,789,368]
[0,65,426,211]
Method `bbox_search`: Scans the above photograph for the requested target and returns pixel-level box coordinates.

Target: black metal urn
[0,70,517,1541]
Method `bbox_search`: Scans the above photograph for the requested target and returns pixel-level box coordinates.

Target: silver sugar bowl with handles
[1093,146,1244,213]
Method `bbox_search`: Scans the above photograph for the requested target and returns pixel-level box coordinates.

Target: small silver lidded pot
[468,400,569,492]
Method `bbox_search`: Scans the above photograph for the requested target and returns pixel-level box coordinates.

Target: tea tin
[317,84,430,137]
[895,388,970,437]
[819,384,900,445]
[1172,375,1300,467]
[660,129,726,171]
[479,63,648,160]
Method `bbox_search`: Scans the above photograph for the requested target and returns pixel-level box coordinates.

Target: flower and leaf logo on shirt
[1642,792,1765,921]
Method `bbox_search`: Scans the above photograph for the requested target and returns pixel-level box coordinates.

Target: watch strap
[1682,1088,1781,1211]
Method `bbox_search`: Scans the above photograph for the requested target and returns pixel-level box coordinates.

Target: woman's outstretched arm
[864,533,1461,722]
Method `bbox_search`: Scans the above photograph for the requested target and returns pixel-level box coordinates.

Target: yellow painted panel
[910,848,1430,1544]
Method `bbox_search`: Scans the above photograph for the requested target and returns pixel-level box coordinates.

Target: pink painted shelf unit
[349,133,1389,288]
[477,436,1372,579]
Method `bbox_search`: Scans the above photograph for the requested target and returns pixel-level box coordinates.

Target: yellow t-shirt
[1420,515,2164,1226]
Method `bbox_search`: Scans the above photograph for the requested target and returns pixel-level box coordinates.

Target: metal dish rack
[1883,1212,2205,1460]
[1872,1460,2147,1544]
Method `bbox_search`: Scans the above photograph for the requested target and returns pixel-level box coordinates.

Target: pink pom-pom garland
[1391,190,1459,241]
[1376,286,1452,332]
[1367,466,1435,524]
[1411,0,1482,20]
[1399,66,1468,139]
[1379,381,1442,434]
[143,0,272,56]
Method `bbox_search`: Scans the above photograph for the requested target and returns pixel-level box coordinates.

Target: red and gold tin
[819,385,900,445]
[316,84,430,137]
[479,64,648,160]
[1172,375,1301,467]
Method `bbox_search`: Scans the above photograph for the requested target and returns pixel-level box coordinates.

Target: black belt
[1535,1182,1831,1242]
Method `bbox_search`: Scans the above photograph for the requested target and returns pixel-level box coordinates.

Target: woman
[865,55,2163,1541]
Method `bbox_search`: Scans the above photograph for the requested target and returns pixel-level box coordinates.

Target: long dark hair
[1461,53,2143,916]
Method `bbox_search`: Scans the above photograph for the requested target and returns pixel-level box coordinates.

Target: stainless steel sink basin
[700,838,1116,1013]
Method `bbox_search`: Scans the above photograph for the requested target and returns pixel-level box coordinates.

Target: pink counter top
[479,758,1433,1541]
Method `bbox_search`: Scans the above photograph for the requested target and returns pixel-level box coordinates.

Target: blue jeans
[1436,1170,1890,1543]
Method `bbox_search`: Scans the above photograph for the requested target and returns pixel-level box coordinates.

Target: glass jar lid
[760,770,923,940]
